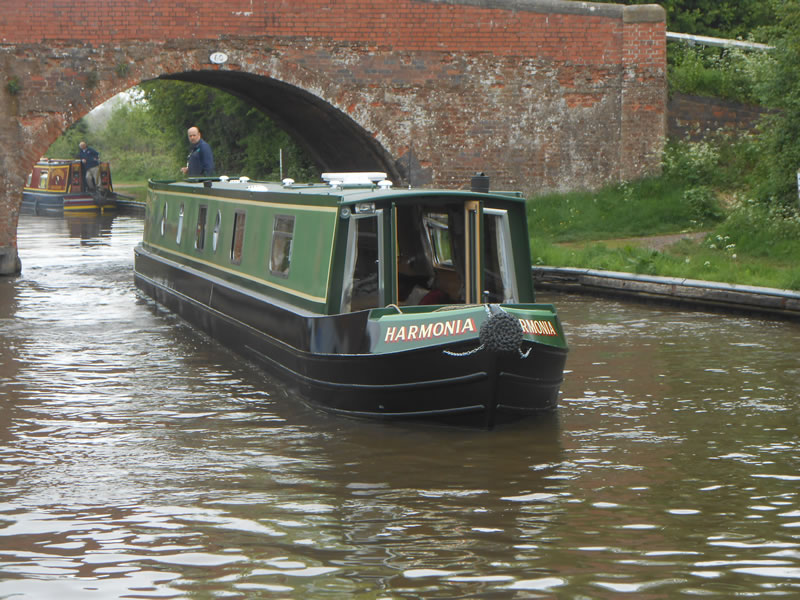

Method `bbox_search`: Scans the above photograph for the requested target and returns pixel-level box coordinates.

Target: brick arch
[159,69,403,180]
[0,0,667,274]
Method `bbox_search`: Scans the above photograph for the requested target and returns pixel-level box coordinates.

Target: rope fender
[479,311,523,353]
[443,306,530,358]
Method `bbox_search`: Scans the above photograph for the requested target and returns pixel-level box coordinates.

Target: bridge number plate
[209,52,228,64]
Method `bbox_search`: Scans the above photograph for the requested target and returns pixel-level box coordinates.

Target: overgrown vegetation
[528,135,800,290]
[591,0,775,39]
[668,44,769,105]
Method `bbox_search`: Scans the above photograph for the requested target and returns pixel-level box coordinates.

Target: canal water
[1,213,798,599]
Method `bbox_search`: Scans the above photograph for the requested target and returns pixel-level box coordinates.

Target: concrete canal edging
[532,266,800,320]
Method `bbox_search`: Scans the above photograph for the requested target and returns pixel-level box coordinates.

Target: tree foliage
[139,80,317,181]
[590,0,775,38]
[750,0,800,207]
[47,80,319,182]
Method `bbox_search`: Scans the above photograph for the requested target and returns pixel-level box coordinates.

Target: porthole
[160,201,168,236]
[212,210,221,252]
[176,203,185,244]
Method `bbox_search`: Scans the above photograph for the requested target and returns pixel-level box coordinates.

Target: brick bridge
[0,0,666,274]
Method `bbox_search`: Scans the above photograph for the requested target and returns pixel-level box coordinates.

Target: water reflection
[0,213,798,598]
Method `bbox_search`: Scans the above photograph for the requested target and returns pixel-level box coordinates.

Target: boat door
[341,210,384,312]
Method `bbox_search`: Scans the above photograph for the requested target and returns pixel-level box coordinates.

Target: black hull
[134,246,567,427]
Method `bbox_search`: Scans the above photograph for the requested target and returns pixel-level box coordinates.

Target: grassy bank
[527,179,800,291]
[113,181,148,204]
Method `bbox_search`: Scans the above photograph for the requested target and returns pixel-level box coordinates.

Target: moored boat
[22,158,117,215]
[133,172,568,427]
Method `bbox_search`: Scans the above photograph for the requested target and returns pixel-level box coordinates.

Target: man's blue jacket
[187,139,215,176]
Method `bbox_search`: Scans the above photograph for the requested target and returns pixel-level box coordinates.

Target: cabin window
[195,205,208,250]
[230,210,246,265]
[160,202,168,236]
[26,173,31,187]
[38,170,48,190]
[423,213,454,267]
[176,203,185,244]
[483,209,518,303]
[269,215,295,278]
[212,210,221,252]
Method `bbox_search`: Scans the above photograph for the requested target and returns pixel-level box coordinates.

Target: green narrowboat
[133,172,568,427]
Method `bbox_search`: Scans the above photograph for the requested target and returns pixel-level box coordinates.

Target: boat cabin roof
[151,174,525,208]
[33,158,81,167]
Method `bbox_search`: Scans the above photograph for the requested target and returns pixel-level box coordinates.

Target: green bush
[662,139,720,185]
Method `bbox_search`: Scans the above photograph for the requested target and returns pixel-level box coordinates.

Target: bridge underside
[162,71,402,181]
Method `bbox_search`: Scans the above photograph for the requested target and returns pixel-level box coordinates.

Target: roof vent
[237,176,250,183]
[321,172,387,188]
[218,175,230,182]
[378,179,393,190]
[282,178,295,188]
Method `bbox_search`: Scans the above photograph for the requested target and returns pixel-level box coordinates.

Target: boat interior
[346,199,518,312]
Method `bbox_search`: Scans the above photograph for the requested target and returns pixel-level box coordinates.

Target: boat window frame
[176,203,185,244]
[269,214,295,278]
[212,209,221,253]
[230,209,246,265]
[341,210,384,313]
[195,204,208,251]
[38,169,48,190]
[483,207,518,303]
[464,201,481,304]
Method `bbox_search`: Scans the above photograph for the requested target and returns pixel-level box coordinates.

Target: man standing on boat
[181,126,215,176]
[78,141,100,191]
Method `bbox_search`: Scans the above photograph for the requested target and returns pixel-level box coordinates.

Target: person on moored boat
[78,141,100,191]
[181,126,215,176]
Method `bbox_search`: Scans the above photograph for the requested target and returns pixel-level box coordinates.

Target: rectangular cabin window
[231,210,246,265]
[38,170,49,190]
[423,213,453,267]
[269,215,295,278]
[195,205,207,251]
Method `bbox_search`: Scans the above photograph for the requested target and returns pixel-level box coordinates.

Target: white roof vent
[218,175,230,182]
[377,179,393,190]
[321,172,387,188]
[237,176,250,183]
[282,178,295,188]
